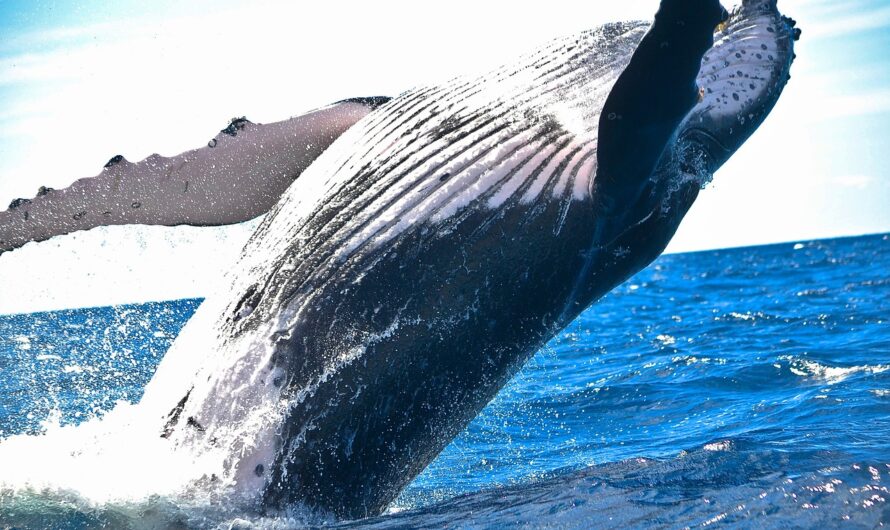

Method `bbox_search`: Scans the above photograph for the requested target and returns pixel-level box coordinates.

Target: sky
[0,0,888,313]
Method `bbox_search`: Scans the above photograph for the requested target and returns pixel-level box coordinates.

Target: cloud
[0,21,121,55]
[818,89,890,120]
[829,174,878,189]
[804,4,890,38]
[776,84,890,124]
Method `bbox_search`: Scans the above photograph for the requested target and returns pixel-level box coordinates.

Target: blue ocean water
[1,233,888,529]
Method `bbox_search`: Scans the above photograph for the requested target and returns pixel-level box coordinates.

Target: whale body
[142,0,798,519]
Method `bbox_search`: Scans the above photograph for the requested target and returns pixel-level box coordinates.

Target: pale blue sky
[0,0,888,311]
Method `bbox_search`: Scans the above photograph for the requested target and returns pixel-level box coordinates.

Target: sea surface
[1,233,888,529]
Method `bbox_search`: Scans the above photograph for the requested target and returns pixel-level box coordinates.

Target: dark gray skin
[595,0,728,215]
[259,0,721,516]
[155,0,798,520]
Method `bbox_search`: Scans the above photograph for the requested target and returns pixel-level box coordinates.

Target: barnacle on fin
[8,198,31,210]
[104,154,125,169]
[221,117,251,137]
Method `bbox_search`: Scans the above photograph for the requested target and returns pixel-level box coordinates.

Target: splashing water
[1,233,888,529]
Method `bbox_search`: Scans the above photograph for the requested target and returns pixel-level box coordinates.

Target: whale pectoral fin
[593,0,728,218]
[681,0,799,174]
[602,0,798,254]
[0,99,390,253]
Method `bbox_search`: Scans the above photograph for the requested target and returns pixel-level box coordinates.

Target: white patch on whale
[694,5,792,123]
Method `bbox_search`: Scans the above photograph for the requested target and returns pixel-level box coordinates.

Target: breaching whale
[121,0,798,520]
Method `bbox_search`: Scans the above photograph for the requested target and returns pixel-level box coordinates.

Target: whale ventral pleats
[335,96,393,110]
[232,284,264,323]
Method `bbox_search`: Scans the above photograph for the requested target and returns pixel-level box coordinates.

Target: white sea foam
[782,356,889,385]
[0,403,198,503]
[703,440,734,452]
[0,220,258,315]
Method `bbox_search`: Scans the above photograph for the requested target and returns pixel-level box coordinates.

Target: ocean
[1,232,888,529]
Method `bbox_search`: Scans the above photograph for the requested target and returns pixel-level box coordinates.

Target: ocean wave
[1,234,887,528]
[781,356,889,385]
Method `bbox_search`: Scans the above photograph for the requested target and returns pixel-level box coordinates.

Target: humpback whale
[143,0,799,519]
[23,0,796,520]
